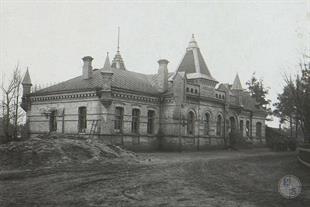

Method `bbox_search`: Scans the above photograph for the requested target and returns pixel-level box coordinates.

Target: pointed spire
[111,27,126,70]
[22,68,32,85]
[102,52,112,71]
[231,73,243,90]
[117,26,120,52]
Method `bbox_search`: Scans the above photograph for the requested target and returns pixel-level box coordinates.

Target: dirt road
[0,149,309,207]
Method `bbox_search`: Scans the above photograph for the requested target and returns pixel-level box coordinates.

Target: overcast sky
[1,0,309,126]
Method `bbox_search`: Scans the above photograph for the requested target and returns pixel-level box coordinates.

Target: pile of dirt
[0,134,137,170]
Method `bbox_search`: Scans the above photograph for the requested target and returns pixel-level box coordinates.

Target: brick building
[21,35,267,151]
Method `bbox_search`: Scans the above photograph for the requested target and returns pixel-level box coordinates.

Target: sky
[0,0,309,127]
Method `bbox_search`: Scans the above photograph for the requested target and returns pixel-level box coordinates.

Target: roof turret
[231,73,243,90]
[22,68,32,85]
[176,34,217,83]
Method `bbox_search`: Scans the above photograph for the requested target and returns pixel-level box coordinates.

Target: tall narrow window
[78,107,87,133]
[147,110,155,134]
[187,111,195,135]
[216,115,222,136]
[240,120,244,136]
[256,122,262,138]
[204,113,210,135]
[246,120,250,136]
[49,110,57,132]
[229,117,236,132]
[114,107,124,132]
[131,109,140,133]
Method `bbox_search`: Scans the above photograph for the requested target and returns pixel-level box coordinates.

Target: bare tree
[274,53,310,142]
[0,65,24,142]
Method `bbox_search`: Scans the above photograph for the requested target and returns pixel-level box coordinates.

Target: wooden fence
[297,146,310,167]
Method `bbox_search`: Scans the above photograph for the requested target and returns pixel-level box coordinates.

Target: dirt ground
[0,148,309,207]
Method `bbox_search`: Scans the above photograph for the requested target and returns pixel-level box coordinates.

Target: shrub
[265,127,296,151]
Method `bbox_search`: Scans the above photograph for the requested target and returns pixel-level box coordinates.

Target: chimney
[157,59,169,93]
[82,56,94,79]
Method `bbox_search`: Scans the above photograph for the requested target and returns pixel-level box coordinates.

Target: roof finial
[187,33,198,49]
[117,26,120,52]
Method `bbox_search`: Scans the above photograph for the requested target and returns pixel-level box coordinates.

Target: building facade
[21,35,267,151]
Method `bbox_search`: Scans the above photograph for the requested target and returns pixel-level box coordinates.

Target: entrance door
[229,117,236,132]
[49,110,57,132]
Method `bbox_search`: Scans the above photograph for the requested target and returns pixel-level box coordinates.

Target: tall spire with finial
[117,26,120,52]
[111,27,126,70]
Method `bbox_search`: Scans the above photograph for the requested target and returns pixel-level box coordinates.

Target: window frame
[204,113,210,135]
[216,115,222,136]
[78,106,87,133]
[147,110,155,134]
[114,107,124,133]
[187,111,195,135]
[131,108,140,134]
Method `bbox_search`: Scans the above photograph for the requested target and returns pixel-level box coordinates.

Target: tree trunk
[290,115,293,137]
[304,121,310,143]
[5,93,11,141]
[295,116,298,139]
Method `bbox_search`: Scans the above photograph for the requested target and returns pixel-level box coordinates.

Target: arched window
[78,107,87,133]
[187,111,195,135]
[216,115,222,136]
[147,110,155,134]
[229,117,236,132]
[256,122,262,138]
[246,120,250,136]
[131,109,140,134]
[204,113,210,135]
[114,107,124,133]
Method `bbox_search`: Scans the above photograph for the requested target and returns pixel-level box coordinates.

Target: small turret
[231,73,243,91]
[99,53,114,107]
[22,68,32,96]
[231,73,243,106]
[21,68,32,111]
